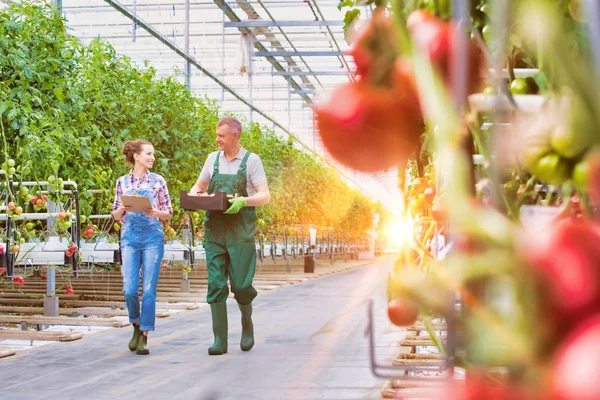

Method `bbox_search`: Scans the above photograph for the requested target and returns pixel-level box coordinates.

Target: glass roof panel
[60,0,401,210]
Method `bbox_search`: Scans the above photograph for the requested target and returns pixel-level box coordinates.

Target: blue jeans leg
[120,243,142,325]
[139,238,164,332]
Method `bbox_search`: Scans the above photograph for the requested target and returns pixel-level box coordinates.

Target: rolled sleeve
[112,178,123,211]
[156,176,173,214]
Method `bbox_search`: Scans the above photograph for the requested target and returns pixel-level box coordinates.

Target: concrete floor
[0,256,407,400]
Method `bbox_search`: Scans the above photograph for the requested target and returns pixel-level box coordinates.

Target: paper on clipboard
[120,195,153,212]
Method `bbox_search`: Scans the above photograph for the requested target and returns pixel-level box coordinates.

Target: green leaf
[53,88,65,101]
[343,9,361,31]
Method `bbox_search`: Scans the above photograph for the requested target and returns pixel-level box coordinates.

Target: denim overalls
[119,173,165,331]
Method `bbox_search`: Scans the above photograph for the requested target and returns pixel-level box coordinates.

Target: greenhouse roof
[59,0,402,211]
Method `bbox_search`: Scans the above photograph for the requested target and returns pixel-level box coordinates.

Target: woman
[111,140,172,355]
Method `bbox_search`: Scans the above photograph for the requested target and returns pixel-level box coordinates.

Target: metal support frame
[102,0,394,210]
[212,0,312,104]
[224,20,344,27]
[184,0,191,89]
[272,70,351,76]
[254,50,347,57]
[104,0,304,139]
[255,0,324,90]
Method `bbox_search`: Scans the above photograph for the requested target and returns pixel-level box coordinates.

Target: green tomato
[482,25,492,44]
[113,223,121,232]
[572,158,588,189]
[80,215,87,223]
[25,222,35,230]
[503,180,520,197]
[531,152,571,186]
[510,78,530,94]
[482,86,495,95]
[7,159,15,167]
[480,3,491,15]
[19,186,29,197]
[47,175,56,183]
[7,167,15,175]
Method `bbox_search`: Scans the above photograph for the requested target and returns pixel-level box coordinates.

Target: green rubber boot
[136,334,149,355]
[128,324,141,352]
[208,302,228,355]
[239,302,254,352]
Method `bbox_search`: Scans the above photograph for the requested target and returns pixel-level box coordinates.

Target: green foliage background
[0,1,378,240]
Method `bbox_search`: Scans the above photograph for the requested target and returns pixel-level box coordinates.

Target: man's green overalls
[204,150,257,355]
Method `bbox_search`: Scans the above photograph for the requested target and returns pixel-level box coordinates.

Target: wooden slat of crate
[0,292,205,303]
[0,298,200,310]
[0,330,84,342]
[391,353,446,367]
[407,323,448,332]
[0,348,16,358]
[0,315,130,327]
[400,335,447,347]
[0,306,169,318]
[381,380,446,399]
[69,308,170,318]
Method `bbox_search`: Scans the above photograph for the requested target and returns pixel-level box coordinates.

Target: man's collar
[221,147,246,160]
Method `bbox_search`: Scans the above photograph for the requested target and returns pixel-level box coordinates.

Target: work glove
[224,197,246,214]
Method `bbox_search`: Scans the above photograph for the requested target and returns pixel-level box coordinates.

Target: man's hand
[224,197,246,214]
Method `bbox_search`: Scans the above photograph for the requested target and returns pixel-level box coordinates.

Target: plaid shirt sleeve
[155,175,173,214]
[112,177,124,211]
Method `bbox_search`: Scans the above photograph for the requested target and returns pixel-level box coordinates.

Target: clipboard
[120,195,153,212]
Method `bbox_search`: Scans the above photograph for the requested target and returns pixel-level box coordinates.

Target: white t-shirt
[199,147,267,197]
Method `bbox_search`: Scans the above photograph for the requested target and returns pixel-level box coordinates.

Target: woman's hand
[144,208,171,220]
[112,205,132,221]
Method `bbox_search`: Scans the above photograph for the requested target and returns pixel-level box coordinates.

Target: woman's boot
[128,324,141,351]
[208,302,228,355]
[136,333,149,355]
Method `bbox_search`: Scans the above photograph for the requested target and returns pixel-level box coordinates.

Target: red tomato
[407,12,483,99]
[12,276,24,285]
[550,315,600,400]
[522,220,600,332]
[424,186,436,203]
[387,298,419,326]
[348,8,396,80]
[314,79,422,172]
[406,9,435,31]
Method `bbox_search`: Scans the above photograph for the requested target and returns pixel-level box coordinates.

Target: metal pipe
[184,0,191,89]
[309,0,354,80]
[255,0,325,89]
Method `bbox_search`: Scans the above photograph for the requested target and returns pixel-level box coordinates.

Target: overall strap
[122,174,132,191]
[212,152,221,175]
[148,172,156,187]
[238,151,252,174]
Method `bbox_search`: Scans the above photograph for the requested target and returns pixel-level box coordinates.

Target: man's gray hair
[217,116,242,135]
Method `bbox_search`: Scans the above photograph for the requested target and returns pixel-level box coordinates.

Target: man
[190,116,270,355]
